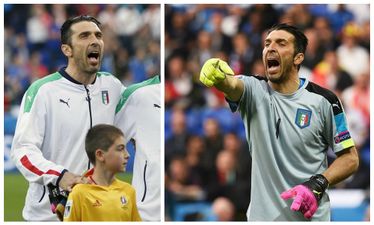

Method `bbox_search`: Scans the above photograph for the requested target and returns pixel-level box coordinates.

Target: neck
[269,71,300,94]
[91,165,115,186]
[65,64,96,85]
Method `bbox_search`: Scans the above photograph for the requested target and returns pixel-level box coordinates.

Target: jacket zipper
[84,85,93,170]
[141,160,148,202]
[38,186,46,203]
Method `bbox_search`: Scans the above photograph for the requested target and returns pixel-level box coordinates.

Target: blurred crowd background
[165,4,370,221]
[4,4,160,114]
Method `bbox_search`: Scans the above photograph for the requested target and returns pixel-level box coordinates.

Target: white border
[2,1,372,225]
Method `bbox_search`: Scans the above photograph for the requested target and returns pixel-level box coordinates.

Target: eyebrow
[265,38,288,43]
[78,30,102,37]
[117,144,125,150]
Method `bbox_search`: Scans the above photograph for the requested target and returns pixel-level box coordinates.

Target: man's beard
[75,57,101,75]
[267,62,293,84]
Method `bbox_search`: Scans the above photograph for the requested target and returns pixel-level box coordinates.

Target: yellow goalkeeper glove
[200,58,234,87]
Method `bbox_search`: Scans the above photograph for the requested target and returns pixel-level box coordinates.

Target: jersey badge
[120,196,128,207]
[295,108,312,129]
[101,90,109,105]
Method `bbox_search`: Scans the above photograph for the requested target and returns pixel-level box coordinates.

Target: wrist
[56,169,68,187]
[302,174,329,202]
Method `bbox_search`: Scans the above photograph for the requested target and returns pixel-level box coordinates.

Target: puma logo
[332,103,340,110]
[59,98,70,108]
[154,104,160,108]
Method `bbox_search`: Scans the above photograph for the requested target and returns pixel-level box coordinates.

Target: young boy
[63,124,142,221]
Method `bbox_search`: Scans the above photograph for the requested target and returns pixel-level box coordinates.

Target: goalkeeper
[199,23,359,221]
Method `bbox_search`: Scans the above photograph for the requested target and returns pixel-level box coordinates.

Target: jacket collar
[58,67,97,85]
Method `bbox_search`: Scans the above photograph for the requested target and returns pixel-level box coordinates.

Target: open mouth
[267,59,280,68]
[267,58,280,74]
[87,51,100,64]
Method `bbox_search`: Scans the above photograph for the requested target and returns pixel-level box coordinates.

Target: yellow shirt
[63,178,141,221]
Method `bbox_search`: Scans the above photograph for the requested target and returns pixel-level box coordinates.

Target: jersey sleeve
[227,75,267,115]
[323,97,355,153]
[114,93,136,145]
[10,88,65,186]
[63,186,82,221]
[114,76,161,145]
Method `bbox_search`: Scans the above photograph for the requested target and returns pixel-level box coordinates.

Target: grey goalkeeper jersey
[228,75,354,221]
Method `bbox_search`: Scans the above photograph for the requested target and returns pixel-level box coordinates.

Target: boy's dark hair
[267,23,308,70]
[61,15,101,45]
[85,124,124,165]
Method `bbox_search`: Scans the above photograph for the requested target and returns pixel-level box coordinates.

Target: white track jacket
[11,68,124,221]
[114,76,161,221]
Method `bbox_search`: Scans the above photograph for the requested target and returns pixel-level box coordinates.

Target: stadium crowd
[4,4,160,114]
[164,4,370,221]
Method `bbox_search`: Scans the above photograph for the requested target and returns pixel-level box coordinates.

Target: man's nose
[89,36,100,46]
[90,40,99,47]
[267,43,277,52]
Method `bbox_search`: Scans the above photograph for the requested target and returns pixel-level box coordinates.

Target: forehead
[113,136,124,145]
[265,30,295,42]
[70,21,101,35]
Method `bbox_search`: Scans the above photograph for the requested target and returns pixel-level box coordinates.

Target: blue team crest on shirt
[295,108,312,129]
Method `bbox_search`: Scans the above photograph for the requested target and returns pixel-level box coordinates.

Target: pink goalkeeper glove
[281,184,318,219]
[281,174,329,219]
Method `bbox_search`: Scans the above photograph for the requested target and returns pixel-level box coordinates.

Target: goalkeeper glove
[200,58,234,87]
[280,174,329,219]
[49,169,94,220]
[48,183,69,221]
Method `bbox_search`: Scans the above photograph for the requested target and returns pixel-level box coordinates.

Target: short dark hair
[61,15,101,45]
[85,124,124,165]
[267,23,308,55]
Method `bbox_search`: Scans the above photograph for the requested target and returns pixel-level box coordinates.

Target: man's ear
[294,53,304,66]
[61,44,72,57]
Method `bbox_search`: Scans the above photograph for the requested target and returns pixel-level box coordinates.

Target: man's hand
[200,58,234,87]
[280,174,329,219]
[58,171,90,192]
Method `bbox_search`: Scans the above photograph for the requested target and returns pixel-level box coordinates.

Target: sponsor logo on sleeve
[334,131,351,144]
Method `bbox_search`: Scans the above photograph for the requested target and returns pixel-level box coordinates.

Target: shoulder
[26,72,62,95]
[238,74,267,82]
[114,179,136,192]
[116,75,160,112]
[304,81,342,115]
[68,184,85,200]
[97,71,115,78]
[97,71,122,84]
[123,75,160,98]
[24,72,63,112]
[70,183,92,193]
[305,81,338,103]
[240,74,268,88]
[239,74,269,97]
